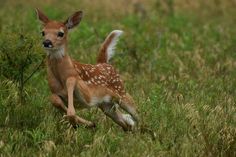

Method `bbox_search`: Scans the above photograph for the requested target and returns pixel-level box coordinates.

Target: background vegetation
[0,0,236,156]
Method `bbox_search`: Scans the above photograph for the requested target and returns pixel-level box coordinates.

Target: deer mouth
[44,46,54,50]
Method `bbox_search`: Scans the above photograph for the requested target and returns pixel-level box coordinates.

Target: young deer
[35,9,139,131]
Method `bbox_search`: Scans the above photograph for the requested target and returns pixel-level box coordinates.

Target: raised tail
[97,30,123,63]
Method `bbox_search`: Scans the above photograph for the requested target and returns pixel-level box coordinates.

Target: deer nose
[43,40,53,48]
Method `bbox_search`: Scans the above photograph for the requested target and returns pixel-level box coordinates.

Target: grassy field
[0,0,236,156]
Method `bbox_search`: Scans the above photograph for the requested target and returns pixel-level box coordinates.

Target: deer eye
[41,31,45,36]
[57,32,64,37]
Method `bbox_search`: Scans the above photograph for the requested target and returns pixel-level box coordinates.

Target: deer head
[35,9,83,58]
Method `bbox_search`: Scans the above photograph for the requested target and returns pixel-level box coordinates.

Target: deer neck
[46,43,72,66]
[46,45,77,82]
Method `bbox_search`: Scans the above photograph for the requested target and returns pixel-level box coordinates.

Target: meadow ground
[0,0,236,156]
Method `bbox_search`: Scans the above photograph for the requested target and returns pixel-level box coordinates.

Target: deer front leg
[66,77,76,116]
[50,93,94,127]
[64,77,95,127]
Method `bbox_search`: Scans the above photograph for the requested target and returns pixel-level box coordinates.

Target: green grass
[0,0,236,156]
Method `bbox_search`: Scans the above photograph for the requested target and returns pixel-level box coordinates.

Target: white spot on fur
[111,79,116,83]
[122,114,135,126]
[85,71,89,77]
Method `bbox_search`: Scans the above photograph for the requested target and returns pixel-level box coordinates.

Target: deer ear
[64,11,83,29]
[35,8,49,24]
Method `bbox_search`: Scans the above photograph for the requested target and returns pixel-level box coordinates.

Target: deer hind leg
[50,94,95,128]
[99,102,135,131]
[118,93,139,125]
[50,94,67,113]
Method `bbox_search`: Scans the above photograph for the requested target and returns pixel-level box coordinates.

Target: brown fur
[97,33,116,63]
[36,9,139,131]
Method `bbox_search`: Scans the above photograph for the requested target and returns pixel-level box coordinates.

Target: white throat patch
[46,47,65,59]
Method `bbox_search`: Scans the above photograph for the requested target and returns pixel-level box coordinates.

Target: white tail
[97,30,123,63]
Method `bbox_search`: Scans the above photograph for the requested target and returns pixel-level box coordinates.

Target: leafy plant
[0,31,43,104]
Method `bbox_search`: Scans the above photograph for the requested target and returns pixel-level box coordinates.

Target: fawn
[35,9,139,131]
